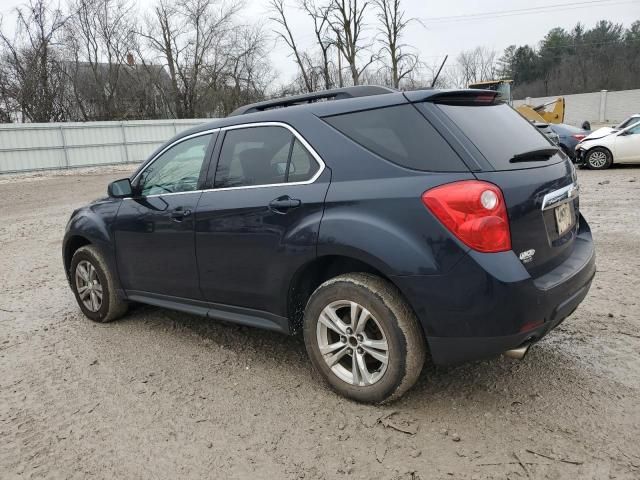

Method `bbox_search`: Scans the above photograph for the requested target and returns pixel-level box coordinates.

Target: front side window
[139,133,212,195]
[214,126,319,188]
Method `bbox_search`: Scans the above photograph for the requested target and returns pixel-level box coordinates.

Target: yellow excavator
[468,80,565,124]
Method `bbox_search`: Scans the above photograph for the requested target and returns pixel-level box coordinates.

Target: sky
[1,0,639,85]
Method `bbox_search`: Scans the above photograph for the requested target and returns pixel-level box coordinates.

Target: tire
[586,147,612,170]
[70,245,128,322]
[303,273,426,403]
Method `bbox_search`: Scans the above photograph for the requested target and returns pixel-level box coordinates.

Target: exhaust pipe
[503,342,531,360]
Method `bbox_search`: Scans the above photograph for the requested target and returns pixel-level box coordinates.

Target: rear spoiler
[403,89,501,106]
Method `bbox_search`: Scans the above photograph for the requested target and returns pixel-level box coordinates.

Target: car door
[195,123,330,317]
[614,122,640,162]
[114,131,217,299]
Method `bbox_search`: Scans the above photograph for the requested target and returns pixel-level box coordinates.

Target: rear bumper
[392,217,595,365]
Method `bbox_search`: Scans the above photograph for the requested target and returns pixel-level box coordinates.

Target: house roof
[61,61,171,99]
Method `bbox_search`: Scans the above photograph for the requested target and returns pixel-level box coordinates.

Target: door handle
[170,208,192,220]
[269,196,301,213]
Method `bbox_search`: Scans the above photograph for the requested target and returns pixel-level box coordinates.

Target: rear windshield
[323,104,468,172]
[436,103,562,170]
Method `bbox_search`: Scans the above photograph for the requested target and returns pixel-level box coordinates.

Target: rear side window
[324,104,468,172]
[288,139,319,182]
[436,103,561,170]
[214,126,319,188]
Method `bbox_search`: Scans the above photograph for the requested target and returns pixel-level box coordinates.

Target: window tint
[288,139,319,182]
[214,126,319,187]
[139,133,212,195]
[437,103,563,171]
[626,122,640,134]
[323,104,467,172]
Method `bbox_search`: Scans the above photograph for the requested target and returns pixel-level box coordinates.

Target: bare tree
[64,0,137,120]
[0,64,17,122]
[300,0,333,90]
[269,0,314,92]
[456,47,498,86]
[372,0,418,88]
[0,0,68,122]
[140,0,240,118]
[218,24,274,114]
[329,0,374,85]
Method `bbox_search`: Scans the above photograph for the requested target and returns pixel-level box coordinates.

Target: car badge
[519,249,536,264]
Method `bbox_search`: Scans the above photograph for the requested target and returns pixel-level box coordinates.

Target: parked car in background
[533,122,560,145]
[576,120,640,169]
[63,86,595,403]
[615,114,640,130]
[549,123,590,160]
[587,113,640,139]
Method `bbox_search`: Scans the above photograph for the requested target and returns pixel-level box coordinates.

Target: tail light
[572,134,586,141]
[422,180,511,253]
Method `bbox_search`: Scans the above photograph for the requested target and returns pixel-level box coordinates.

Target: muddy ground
[0,165,639,479]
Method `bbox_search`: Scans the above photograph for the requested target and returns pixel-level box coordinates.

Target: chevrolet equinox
[63,86,596,403]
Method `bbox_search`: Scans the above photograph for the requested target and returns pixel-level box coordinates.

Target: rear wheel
[586,147,612,170]
[70,245,128,322]
[303,273,426,403]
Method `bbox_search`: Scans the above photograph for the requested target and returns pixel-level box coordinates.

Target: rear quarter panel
[318,173,475,276]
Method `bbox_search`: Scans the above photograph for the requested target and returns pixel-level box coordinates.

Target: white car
[586,114,640,138]
[576,119,640,169]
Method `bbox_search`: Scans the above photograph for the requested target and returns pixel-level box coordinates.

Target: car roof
[178,87,500,137]
[550,123,586,133]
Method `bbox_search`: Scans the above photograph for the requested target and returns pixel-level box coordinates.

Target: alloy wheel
[316,300,389,386]
[75,260,103,312]
[588,151,607,168]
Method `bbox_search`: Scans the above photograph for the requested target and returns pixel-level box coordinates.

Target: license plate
[554,202,573,235]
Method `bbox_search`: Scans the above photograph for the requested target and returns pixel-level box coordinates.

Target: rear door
[414,95,579,277]
[195,124,330,316]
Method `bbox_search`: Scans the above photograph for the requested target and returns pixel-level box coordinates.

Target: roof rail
[228,85,397,116]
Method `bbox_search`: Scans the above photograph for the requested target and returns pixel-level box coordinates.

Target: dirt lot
[1,165,639,479]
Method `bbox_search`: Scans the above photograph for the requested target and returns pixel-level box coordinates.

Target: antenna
[431,55,449,88]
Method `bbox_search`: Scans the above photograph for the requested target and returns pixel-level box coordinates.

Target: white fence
[0,119,206,174]
[514,88,640,127]
[3,89,639,173]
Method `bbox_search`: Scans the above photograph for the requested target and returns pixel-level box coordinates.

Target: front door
[115,131,216,299]
[614,123,640,162]
[195,124,330,316]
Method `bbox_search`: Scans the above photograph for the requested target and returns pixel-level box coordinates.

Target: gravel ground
[1,165,639,479]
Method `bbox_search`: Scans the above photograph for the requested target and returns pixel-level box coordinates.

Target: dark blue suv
[63,86,596,403]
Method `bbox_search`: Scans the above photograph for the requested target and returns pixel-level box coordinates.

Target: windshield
[617,116,640,129]
[436,103,562,171]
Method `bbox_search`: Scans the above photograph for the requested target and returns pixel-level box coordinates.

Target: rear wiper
[509,147,559,163]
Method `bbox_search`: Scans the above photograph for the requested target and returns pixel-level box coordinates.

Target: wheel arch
[286,254,420,336]
[63,235,92,279]
[585,144,614,165]
[63,203,119,281]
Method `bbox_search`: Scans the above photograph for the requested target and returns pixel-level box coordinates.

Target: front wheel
[303,273,426,403]
[70,245,128,322]
[586,147,612,170]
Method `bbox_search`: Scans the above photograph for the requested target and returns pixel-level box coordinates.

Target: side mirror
[108,178,133,198]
